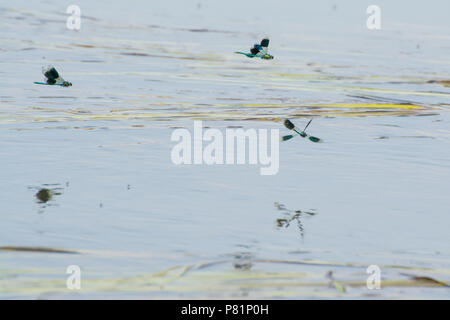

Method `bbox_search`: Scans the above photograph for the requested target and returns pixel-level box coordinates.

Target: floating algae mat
[0,103,434,127]
[0,254,449,299]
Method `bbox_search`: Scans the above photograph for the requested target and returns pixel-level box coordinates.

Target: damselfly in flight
[235,38,274,60]
[282,119,322,143]
[34,66,72,87]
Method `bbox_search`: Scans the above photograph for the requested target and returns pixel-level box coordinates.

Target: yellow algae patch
[317,104,424,110]
[0,102,433,126]
[1,263,448,298]
[241,103,424,110]
[428,80,450,87]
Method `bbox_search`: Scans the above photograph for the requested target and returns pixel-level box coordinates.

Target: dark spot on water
[73,110,92,114]
[72,43,96,48]
[399,135,435,139]
[145,79,162,82]
[376,124,401,128]
[29,184,65,213]
[216,97,245,101]
[400,274,449,287]
[36,189,52,203]
[274,202,317,239]
[427,80,450,87]
[37,96,77,99]
[121,52,150,56]
[0,246,78,254]
[184,28,232,34]
[416,113,440,117]
[233,252,253,271]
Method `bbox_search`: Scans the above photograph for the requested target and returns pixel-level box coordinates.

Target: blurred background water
[0,0,449,298]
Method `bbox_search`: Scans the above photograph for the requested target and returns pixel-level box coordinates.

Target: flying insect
[282,119,322,143]
[34,66,72,87]
[235,38,274,60]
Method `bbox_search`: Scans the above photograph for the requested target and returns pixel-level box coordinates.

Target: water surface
[0,0,449,299]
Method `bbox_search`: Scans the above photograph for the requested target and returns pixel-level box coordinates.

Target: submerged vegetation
[0,251,448,298]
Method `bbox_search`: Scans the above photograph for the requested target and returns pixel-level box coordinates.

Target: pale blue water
[0,0,449,299]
